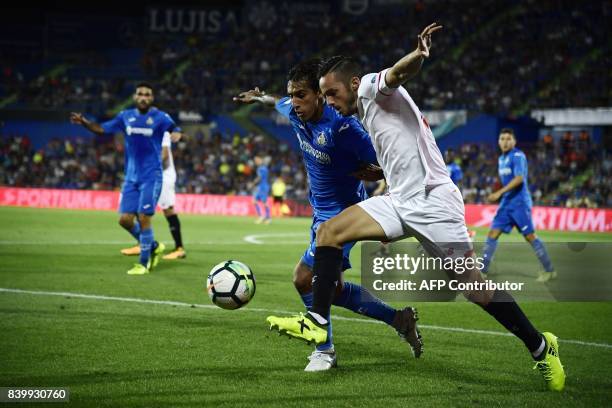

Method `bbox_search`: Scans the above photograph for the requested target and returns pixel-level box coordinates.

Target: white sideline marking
[0,240,299,246]
[243,233,306,245]
[1,288,611,350]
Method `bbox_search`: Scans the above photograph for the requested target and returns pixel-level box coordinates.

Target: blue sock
[333,282,396,326]
[530,238,554,272]
[264,205,270,219]
[139,228,154,267]
[482,237,498,273]
[129,221,140,241]
[301,292,333,351]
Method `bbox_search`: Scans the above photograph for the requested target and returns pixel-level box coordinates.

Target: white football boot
[304,348,337,372]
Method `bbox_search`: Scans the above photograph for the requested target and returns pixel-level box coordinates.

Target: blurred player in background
[121,131,186,259]
[252,156,271,224]
[445,149,463,185]
[483,128,555,281]
[271,174,289,217]
[70,83,180,275]
[445,149,476,238]
[268,23,565,391]
[235,59,422,371]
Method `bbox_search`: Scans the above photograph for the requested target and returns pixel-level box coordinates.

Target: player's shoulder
[512,148,527,159]
[326,107,361,134]
[358,72,378,96]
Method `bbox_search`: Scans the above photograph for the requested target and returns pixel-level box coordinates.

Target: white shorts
[158,179,176,210]
[358,182,472,258]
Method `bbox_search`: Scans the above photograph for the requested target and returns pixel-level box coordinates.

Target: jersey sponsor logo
[499,168,512,176]
[126,126,154,137]
[296,133,331,164]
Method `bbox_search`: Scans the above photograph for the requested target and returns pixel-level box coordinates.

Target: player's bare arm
[385,22,443,88]
[70,112,105,135]
[350,163,385,181]
[162,146,170,170]
[487,175,524,202]
[233,87,281,106]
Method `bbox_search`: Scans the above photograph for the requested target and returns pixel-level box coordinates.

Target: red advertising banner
[0,188,609,232]
[0,187,313,217]
[464,204,612,233]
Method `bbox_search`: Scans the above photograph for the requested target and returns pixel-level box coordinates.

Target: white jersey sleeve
[162,131,172,147]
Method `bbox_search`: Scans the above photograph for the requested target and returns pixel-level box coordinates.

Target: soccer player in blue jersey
[252,156,271,224]
[445,149,463,186]
[234,60,422,371]
[70,83,180,275]
[483,128,555,282]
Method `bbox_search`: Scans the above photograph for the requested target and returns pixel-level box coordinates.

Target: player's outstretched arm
[233,87,281,107]
[385,22,443,88]
[70,112,105,135]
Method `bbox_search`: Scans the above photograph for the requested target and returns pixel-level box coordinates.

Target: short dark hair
[500,127,515,137]
[287,59,322,92]
[135,82,154,93]
[318,56,361,84]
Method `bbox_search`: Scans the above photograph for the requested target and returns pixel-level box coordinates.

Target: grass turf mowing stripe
[2,287,611,350]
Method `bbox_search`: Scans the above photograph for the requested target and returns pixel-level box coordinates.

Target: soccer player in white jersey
[267,23,565,391]
[121,131,186,259]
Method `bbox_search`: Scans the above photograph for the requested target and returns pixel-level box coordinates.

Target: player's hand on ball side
[350,163,385,181]
[170,132,182,142]
[487,192,501,203]
[70,112,85,125]
[417,22,443,58]
[233,87,265,104]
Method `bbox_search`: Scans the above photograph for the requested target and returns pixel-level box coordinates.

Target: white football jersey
[357,68,451,201]
[162,132,176,183]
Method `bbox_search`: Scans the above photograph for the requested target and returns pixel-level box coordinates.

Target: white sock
[308,311,328,325]
[531,337,546,358]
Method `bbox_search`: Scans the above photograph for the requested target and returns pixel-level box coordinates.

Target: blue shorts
[301,213,355,271]
[119,178,162,216]
[254,186,269,202]
[491,205,535,235]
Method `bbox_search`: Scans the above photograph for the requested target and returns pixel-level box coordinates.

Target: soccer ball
[206,260,256,310]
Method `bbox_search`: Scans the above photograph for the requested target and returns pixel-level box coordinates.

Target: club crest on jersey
[146,117,154,125]
[316,132,327,146]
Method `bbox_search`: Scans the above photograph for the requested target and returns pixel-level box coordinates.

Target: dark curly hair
[287,58,322,92]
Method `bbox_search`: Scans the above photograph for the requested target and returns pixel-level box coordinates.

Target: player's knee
[292,265,312,293]
[463,289,494,306]
[315,221,341,247]
[118,216,133,230]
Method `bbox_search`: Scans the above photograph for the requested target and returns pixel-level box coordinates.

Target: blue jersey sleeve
[162,113,178,133]
[336,116,378,164]
[100,111,125,134]
[512,151,528,178]
[275,97,293,119]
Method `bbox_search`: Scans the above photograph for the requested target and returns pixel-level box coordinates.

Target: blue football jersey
[498,147,532,207]
[101,107,177,182]
[447,162,463,185]
[257,165,269,187]
[275,97,377,212]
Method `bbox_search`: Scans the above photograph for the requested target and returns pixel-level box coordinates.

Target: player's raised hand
[417,22,443,58]
[233,87,265,104]
[70,112,86,125]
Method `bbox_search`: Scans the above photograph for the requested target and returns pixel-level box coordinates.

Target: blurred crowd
[2,0,609,117]
[2,130,609,208]
[0,132,309,201]
[447,131,611,208]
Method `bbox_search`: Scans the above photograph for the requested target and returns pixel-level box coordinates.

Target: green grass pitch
[0,207,611,407]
